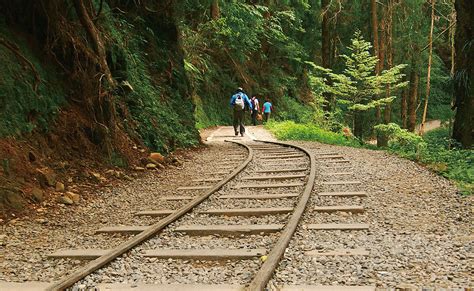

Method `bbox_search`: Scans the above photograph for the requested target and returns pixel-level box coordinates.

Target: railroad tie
[218,193,299,199]
[306,248,369,256]
[48,249,109,260]
[95,226,148,234]
[306,223,369,230]
[177,185,213,190]
[314,205,365,213]
[143,248,267,260]
[255,168,307,173]
[159,196,194,201]
[322,172,354,176]
[233,182,305,189]
[318,191,367,197]
[135,210,175,216]
[191,178,222,182]
[260,154,306,159]
[321,180,361,185]
[198,207,293,216]
[174,224,284,235]
[241,174,306,180]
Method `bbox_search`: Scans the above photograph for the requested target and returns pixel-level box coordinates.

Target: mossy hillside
[0,24,65,137]
[92,6,200,152]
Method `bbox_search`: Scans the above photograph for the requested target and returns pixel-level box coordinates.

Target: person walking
[262,98,273,123]
[230,87,252,136]
[250,95,260,126]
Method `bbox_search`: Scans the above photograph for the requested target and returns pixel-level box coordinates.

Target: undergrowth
[267,121,473,195]
[0,24,65,137]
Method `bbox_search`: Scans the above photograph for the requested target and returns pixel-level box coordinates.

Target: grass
[266,121,473,195]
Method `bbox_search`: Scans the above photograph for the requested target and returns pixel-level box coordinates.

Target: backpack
[234,94,245,110]
[251,98,257,111]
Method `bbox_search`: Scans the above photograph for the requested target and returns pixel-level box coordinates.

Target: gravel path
[1,126,472,289]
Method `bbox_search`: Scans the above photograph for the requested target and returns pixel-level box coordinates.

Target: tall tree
[419,0,436,135]
[452,0,473,148]
[407,64,419,132]
[210,0,220,20]
[321,0,332,111]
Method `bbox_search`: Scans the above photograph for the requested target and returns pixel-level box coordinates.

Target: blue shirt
[262,102,272,113]
[230,92,253,110]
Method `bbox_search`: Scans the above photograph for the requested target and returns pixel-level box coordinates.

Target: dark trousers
[233,109,245,135]
[251,110,258,125]
[264,112,271,123]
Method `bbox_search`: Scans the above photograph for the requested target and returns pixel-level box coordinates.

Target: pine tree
[314,31,408,139]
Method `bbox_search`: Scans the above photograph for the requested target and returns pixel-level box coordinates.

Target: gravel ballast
[1,126,472,289]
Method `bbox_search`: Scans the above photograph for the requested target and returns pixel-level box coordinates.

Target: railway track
[33,138,314,291]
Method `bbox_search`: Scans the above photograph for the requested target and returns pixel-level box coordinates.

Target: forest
[0,0,472,214]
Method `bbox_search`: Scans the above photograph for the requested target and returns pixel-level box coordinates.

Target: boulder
[31,188,45,203]
[55,182,65,192]
[36,168,56,188]
[149,152,165,164]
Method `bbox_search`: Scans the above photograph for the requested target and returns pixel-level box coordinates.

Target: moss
[0,24,65,137]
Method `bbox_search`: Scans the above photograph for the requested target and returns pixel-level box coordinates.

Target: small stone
[36,167,56,188]
[134,166,146,171]
[31,188,44,203]
[58,196,73,205]
[146,163,157,169]
[66,192,81,204]
[149,152,165,163]
[55,182,65,192]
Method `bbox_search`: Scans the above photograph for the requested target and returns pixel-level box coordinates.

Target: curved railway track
[44,139,316,291]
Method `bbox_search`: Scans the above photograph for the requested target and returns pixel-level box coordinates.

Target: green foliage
[266,120,361,147]
[100,7,199,152]
[374,124,473,195]
[312,32,408,114]
[374,123,426,157]
[0,25,64,137]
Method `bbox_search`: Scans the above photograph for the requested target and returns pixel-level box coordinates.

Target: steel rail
[247,139,316,291]
[46,140,253,291]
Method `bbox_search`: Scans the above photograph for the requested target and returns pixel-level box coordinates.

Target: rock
[149,152,165,164]
[55,182,65,192]
[2,188,25,210]
[66,192,80,204]
[31,188,45,203]
[36,167,56,188]
[90,172,106,183]
[134,166,145,171]
[58,195,73,205]
[146,163,157,170]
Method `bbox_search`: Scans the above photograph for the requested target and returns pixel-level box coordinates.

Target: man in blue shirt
[230,87,252,136]
[262,98,273,123]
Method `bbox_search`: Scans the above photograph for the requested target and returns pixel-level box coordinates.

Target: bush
[266,121,360,147]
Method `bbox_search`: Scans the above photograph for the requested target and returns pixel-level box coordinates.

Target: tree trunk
[419,0,435,135]
[353,111,364,140]
[371,0,380,75]
[210,0,220,20]
[452,0,474,148]
[408,68,419,132]
[321,0,332,111]
[72,0,114,87]
[371,0,381,123]
[401,86,408,128]
[383,0,394,125]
